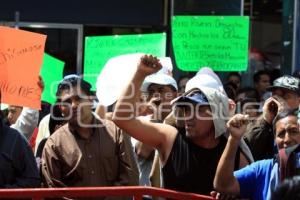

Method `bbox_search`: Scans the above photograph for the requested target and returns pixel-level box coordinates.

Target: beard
[68,110,80,127]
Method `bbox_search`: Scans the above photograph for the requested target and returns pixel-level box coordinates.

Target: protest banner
[0,26,47,109]
[172,16,249,71]
[40,53,64,104]
[84,33,166,89]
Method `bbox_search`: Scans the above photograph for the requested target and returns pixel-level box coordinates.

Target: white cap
[141,56,177,92]
[185,67,225,94]
[141,74,178,92]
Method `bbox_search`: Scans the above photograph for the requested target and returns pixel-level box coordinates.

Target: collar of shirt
[68,115,97,140]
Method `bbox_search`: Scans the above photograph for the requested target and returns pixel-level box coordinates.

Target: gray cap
[267,75,300,94]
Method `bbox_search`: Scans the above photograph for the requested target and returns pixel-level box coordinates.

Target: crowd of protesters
[2,52,300,200]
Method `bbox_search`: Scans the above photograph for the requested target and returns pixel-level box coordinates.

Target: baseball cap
[173,91,209,107]
[185,67,225,95]
[57,74,92,95]
[267,75,300,94]
[141,74,178,92]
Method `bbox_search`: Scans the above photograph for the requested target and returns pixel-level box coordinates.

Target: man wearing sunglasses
[113,55,252,195]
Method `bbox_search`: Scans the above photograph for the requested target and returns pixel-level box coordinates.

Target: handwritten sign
[40,53,65,104]
[0,26,46,109]
[172,16,249,71]
[84,33,166,90]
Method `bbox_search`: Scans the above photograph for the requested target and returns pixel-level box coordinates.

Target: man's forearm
[114,73,145,120]
[214,136,240,194]
[11,107,39,139]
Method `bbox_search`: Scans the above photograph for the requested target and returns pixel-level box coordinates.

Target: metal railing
[0,186,213,200]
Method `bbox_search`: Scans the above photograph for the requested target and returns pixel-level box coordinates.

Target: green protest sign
[84,33,166,90]
[40,53,64,104]
[172,16,249,72]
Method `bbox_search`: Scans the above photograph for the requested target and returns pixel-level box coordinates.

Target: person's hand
[227,114,249,141]
[137,93,154,116]
[137,101,154,116]
[228,98,236,118]
[262,97,282,124]
[137,54,162,77]
[38,76,45,92]
[211,191,244,200]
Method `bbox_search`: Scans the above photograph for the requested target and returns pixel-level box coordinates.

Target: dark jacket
[244,117,275,161]
[0,121,40,188]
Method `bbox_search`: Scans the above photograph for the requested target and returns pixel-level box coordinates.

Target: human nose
[283,133,292,148]
[149,95,161,106]
[71,100,79,109]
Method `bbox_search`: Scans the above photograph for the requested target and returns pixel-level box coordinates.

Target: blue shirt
[234,159,274,200]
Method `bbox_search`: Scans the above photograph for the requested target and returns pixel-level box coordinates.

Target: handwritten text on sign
[84,33,166,90]
[172,16,249,72]
[0,26,46,109]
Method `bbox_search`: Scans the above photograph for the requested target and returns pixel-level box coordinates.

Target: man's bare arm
[112,55,177,160]
[214,114,249,194]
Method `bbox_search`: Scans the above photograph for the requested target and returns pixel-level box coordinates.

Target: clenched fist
[262,97,283,124]
[227,114,249,140]
[137,54,162,77]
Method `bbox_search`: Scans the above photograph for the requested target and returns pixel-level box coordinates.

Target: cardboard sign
[40,53,65,104]
[84,33,166,90]
[172,16,249,72]
[0,26,46,109]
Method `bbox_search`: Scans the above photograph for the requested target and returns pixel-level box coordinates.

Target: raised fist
[262,97,283,124]
[137,54,162,76]
[227,114,249,140]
